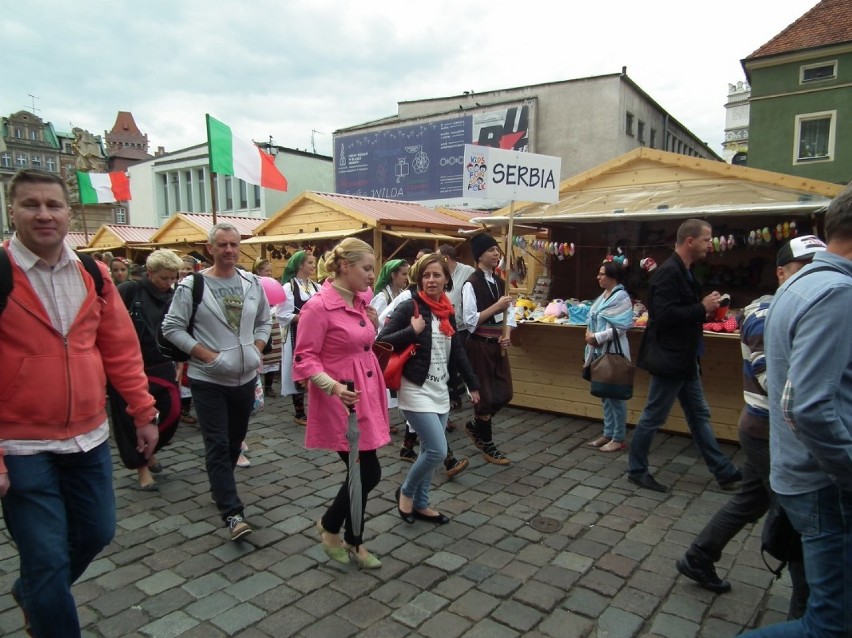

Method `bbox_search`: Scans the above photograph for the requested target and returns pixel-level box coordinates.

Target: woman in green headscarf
[369,259,410,318]
[276,250,320,425]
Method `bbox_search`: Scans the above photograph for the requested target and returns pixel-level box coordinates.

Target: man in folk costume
[461,233,515,464]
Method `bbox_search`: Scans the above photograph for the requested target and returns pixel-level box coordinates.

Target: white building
[127,143,333,227]
[723,81,750,164]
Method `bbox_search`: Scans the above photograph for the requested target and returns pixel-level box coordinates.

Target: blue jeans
[628,371,738,483]
[740,485,852,637]
[1,442,115,638]
[192,377,256,522]
[602,398,627,441]
[401,410,448,510]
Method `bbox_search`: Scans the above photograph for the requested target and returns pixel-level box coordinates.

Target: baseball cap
[776,235,827,266]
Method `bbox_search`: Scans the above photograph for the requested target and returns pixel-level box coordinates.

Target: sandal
[587,436,611,448]
[599,440,627,453]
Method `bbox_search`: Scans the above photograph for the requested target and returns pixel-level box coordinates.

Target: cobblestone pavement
[0,393,796,637]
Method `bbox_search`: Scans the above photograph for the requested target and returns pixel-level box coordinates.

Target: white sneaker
[227,514,252,541]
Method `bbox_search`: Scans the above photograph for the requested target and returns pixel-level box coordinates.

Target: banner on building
[462,144,560,203]
[334,104,530,202]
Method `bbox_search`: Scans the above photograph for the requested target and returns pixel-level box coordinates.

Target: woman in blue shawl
[584,261,634,452]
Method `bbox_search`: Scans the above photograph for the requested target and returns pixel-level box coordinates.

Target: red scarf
[417,292,455,337]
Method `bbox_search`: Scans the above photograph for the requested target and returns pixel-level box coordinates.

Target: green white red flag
[206,115,287,191]
[76,171,131,204]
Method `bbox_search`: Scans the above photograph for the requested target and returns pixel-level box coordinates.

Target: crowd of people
[1,167,850,637]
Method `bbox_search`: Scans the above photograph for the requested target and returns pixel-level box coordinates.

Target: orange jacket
[0,252,156,472]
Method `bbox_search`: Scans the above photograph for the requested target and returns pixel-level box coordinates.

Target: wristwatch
[149,412,160,426]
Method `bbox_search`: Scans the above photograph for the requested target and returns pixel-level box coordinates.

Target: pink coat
[293,281,390,452]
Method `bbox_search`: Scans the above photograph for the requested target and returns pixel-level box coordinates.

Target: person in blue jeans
[378,253,480,525]
[740,184,852,637]
[628,219,741,493]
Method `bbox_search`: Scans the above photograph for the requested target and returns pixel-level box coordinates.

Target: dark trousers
[466,337,512,417]
[688,430,809,619]
[322,450,381,547]
[191,377,256,522]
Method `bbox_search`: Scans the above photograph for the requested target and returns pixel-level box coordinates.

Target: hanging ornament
[762,227,772,243]
[712,237,721,252]
[783,222,790,239]
[720,236,728,251]
[727,234,735,250]
[790,221,798,237]
[748,230,756,246]
[775,224,783,241]
[569,243,575,257]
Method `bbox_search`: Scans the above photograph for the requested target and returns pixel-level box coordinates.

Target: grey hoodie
[161,270,272,387]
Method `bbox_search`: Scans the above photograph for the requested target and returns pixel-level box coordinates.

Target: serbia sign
[463,144,561,203]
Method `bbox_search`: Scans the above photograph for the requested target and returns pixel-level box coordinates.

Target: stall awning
[242,228,367,245]
[381,229,464,242]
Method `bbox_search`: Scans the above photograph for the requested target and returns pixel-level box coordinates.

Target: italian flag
[206,115,288,191]
[76,171,131,204]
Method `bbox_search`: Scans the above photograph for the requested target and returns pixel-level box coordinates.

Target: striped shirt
[0,235,109,456]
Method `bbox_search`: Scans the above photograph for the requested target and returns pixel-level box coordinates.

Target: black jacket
[636,252,708,379]
[377,293,480,392]
[118,278,174,370]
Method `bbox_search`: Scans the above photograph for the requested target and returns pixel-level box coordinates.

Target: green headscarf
[374,259,407,294]
[281,250,308,285]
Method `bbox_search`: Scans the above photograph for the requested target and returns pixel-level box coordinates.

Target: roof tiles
[746,0,852,59]
[315,192,477,228]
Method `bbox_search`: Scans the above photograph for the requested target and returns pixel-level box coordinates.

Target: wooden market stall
[475,148,844,442]
[245,192,479,276]
[65,232,91,251]
[78,225,160,263]
[148,213,264,271]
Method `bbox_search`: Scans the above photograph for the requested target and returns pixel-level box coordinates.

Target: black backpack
[0,247,104,317]
[156,272,204,362]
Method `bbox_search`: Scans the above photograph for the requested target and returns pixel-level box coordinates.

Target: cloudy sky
[3,0,818,158]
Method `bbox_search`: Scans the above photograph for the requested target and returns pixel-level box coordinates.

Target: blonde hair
[324,238,374,276]
[316,250,333,282]
[146,249,184,273]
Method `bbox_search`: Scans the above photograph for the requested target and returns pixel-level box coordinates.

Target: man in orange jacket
[0,169,158,638]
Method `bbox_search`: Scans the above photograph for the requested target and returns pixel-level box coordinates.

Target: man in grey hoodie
[162,223,271,541]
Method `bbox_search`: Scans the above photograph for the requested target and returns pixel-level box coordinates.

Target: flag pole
[205,114,218,225]
[81,204,90,243]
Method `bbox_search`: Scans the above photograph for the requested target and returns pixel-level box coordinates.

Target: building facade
[104,111,153,173]
[723,81,750,164]
[127,143,333,227]
[743,0,852,184]
[333,70,721,207]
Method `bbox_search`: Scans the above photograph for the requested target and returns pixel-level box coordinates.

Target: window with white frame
[31,155,41,168]
[15,153,27,167]
[114,207,127,224]
[794,111,835,162]
[0,152,10,168]
[800,61,836,84]
[46,157,56,171]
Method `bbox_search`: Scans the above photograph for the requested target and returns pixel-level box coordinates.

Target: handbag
[380,299,420,391]
[590,329,635,400]
[761,498,803,579]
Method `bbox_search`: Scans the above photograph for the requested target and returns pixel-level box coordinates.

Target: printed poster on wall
[334,104,530,202]
[463,144,561,203]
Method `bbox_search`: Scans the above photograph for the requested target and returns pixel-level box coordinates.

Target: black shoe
[718,469,743,492]
[399,446,418,463]
[481,441,510,465]
[676,555,731,593]
[464,421,484,451]
[413,510,450,525]
[395,487,415,524]
[627,473,668,493]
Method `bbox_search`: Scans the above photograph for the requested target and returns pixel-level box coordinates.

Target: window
[224,176,233,209]
[14,128,22,139]
[31,155,41,168]
[171,172,180,212]
[795,111,835,162]
[253,185,261,208]
[15,153,27,167]
[46,157,56,171]
[650,128,657,149]
[197,169,206,211]
[114,207,127,224]
[239,180,248,209]
[184,170,193,211]
[625,112,634,136]
[0,152,10,168]
[29,130,38,141]
[637,120,646,144]
[800,61,836,83]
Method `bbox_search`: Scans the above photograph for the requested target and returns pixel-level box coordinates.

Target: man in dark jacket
[627,219,741,493]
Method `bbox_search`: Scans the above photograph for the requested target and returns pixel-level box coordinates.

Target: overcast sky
[3,0,818,158]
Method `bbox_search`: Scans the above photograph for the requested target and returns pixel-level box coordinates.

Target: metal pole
[500,200,515,353]
[209,170,218,226]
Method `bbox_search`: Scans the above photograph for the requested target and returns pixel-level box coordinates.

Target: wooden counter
[507,322,742,443]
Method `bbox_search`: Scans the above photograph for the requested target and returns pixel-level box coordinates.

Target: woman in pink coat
[293,238,389,569]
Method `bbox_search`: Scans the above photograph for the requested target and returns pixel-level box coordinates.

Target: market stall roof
[65,232,90,250]
[149,213,264,245]
[80,224,159,252]
[473,148,844,225]
[243,228,366,245]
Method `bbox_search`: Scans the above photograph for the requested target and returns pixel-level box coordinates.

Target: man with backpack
[0,169,159,637]
[161,222,271,541]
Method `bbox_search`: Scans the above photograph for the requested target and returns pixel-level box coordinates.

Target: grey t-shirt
[205,273,244,332]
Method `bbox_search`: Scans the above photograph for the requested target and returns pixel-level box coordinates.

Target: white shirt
[461,269,516,335]
[378,289,412,326]
[398,316,451,413]
[1,235,109,455]
[448,262,475,329]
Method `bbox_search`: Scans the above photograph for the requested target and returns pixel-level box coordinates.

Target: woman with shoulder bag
[378,253,481,526]
[584,261,634,452]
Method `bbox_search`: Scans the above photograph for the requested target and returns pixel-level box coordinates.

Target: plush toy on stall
[640,257,657,272]
[515,297,537,322]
